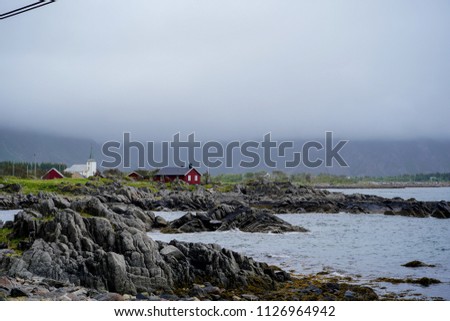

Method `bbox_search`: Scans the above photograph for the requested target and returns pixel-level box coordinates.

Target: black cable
[1,0,56,20]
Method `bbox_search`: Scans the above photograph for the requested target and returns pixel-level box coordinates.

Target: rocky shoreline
[1,181,449,219]
[1,181,448,301]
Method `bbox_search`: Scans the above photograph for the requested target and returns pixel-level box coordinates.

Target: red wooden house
[41,168,65,180]
[128,171,144,181]
[153,167,201,185]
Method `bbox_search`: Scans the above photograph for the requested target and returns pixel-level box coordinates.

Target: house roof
[128,171,144,178]
[41,168,65,179]
[155,167,201,176]
[65,164,87,173]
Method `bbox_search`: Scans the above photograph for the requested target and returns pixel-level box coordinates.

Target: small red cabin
[153,167,202,185]
[41,168,65,180]
[128,171,144,181]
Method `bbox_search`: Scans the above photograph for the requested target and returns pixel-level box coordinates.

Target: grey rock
[43,278,69,288]
[160,245,185,260]
[1,192,293,298]
[344,290,355,299]
[39,199,56,215]
[53,196,71,209]
[218,206,308,233]
[432,202,450,219]
[10,288,28,297]
[204,284,221,295]
[189,284,206,298]
[94,292,125,301]
[105,252,136,294]
[135,293,149,300]
[1,183,22,193]
[159,293,179,300]
[167,206,308,233]
[71,197,109,217]
[241,294,259,301]
[155,216,168,227]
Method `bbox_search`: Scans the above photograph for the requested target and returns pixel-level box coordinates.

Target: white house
[66,158,97,178]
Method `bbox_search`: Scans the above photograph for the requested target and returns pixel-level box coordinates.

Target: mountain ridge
[1,127,449,177]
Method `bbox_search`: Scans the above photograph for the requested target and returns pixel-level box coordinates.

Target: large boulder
[5,208,172,294]
[162,240,289,289]
[431,202,450,219]
[218,206,308,233]
[165,206,308,233]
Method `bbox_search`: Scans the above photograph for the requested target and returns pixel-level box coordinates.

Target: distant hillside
[337,139,450,177]
[0,127,101,166]
[204,138,450,177]
[1,127,449,177]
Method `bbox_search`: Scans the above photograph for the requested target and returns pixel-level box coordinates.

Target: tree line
[0,161,67,178]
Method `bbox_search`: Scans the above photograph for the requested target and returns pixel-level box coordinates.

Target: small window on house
[188,175,191,181]
[194,175,198,181]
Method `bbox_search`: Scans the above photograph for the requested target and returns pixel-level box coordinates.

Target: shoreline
[315,183,450,189]
[1,180,449,301]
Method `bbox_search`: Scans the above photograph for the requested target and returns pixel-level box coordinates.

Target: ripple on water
[149,213,450,300]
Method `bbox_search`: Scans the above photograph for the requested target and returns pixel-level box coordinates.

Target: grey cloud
[1,0,449,141]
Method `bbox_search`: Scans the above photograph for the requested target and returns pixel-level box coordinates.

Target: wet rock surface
[401,260,436,268]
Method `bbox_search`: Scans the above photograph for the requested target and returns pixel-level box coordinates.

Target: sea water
[149,188,450,300]
[0,209,19,223]
[326,187,450,202]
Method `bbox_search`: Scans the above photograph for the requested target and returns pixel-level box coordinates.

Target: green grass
[216,184,235,193]
[1,177,92,194]
[126,180,159,193]
[80,211,95,218]
[0,227,25,255]
[2,171,449,196]
[32,216,55,222]
[0,176,168,195]
[0,227,12,244]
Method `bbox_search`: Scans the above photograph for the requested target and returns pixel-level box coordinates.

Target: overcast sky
[1,0,450,142]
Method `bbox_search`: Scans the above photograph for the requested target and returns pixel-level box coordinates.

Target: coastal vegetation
[1,169,450,196]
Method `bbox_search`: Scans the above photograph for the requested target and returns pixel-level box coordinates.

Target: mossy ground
[250,274,378,301]
[175,273,379,301]
[374,277,441,287]
[0,227,26,255]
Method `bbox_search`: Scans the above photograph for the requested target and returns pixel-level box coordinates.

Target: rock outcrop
[1,205,285,296]
[166,206,308,233]
[1,181,450,219]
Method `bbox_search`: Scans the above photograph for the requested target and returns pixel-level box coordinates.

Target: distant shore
[315,182,450,189]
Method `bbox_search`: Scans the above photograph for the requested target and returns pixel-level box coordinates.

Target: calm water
[150,213,450,299]
[0,209,19,222]
[150,188,450,300]
[326,187,450,202]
